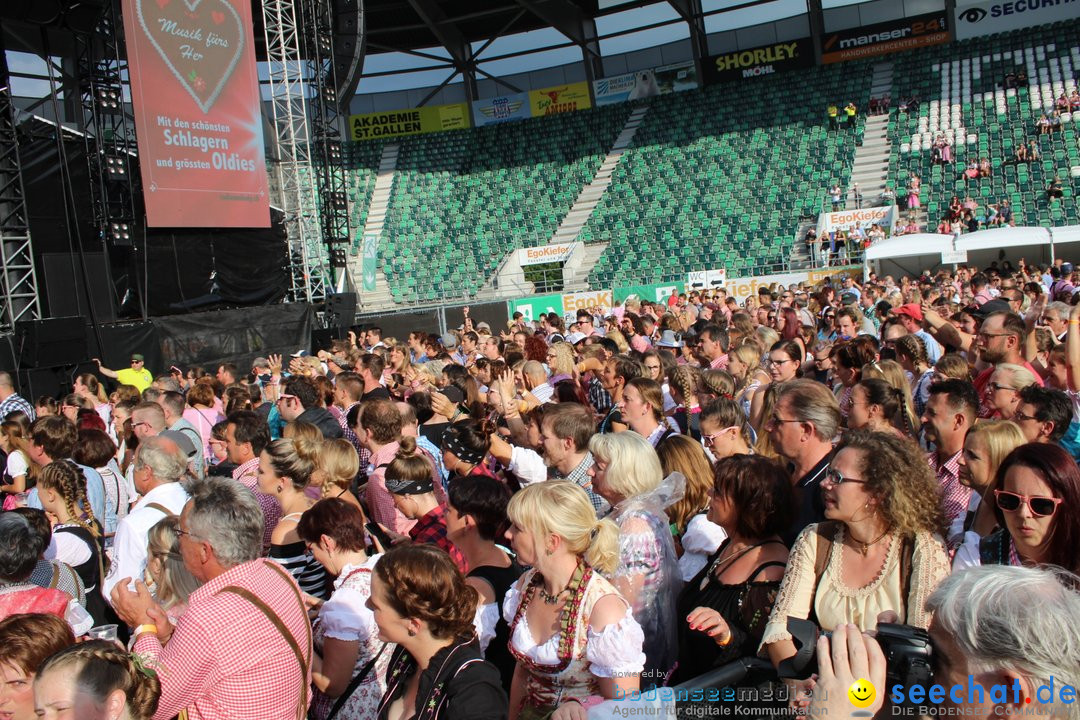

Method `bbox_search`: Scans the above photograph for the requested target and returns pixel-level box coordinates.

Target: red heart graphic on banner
[136,0,245,114]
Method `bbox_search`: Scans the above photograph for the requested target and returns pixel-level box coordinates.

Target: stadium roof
[363,0,613,53]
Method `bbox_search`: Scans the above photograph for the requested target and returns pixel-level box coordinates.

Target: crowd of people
[2,258,1080,719]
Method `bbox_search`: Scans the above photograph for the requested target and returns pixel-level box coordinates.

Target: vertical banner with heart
[120,0,269,227]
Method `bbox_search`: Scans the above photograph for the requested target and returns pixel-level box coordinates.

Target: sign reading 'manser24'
[702,38,814,84]
[820,12,950,64]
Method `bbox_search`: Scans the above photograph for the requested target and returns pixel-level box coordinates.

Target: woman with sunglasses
[953,443,1080,575]
[699,397,753,461]
[763,430,950,670]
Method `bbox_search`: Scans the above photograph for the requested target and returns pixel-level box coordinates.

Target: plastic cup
[88,624,119,642]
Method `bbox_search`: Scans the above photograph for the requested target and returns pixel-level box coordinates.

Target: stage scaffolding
[0,41,42,330]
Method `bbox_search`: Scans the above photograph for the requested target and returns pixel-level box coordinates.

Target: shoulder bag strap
[899,534,914,621]
[326,643,388,720]
[144,502,175,516]
[812,522,837,584]
[216,584,310,720]
[49,562,61,589]
[809,522,837,627]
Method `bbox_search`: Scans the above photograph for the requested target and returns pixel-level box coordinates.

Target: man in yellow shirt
[827,104,838,131]
[95,353,154,393]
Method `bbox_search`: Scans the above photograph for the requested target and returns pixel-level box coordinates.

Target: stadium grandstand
[305,1,1080,311]
[2,0,1079,319]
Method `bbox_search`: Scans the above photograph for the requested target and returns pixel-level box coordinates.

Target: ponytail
[584,518,621,575]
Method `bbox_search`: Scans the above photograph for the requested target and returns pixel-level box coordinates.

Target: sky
[8,0,873,100]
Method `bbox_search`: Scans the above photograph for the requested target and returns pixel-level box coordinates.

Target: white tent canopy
[865,226,1080,277]
[956,226,1080,252]
[865,233,954,261]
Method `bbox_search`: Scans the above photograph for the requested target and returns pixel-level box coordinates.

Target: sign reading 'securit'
[703,38,814,84]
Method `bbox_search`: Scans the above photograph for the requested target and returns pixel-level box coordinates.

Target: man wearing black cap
[94,354,154,393]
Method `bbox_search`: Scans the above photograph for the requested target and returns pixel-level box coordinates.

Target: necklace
[537,583,569,605]
[850,528,891,556]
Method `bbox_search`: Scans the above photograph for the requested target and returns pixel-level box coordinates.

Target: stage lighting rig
[95,86,122,113]
[108,220,132,244]
[103,154,127,179]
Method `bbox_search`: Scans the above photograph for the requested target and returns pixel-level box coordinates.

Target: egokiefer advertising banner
[820,12,950,64]
[349,103,469,141]
[529,82,592,117]
[954,0,1080,40]
[703,39,814,84]
[518,243,576,266]
[817,205,899,236]
[593,61,697,106]
[472,93,531,127]
[120,0,269,227]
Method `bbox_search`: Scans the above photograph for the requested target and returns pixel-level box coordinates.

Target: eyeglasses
[766,414,802,427]
[977,331,1012,339]
[131,421,151,431]
[994,489,1062,517]
[176,526,196,540]
[1012,409,1039,422]
[766,357,794,368]
[824,467,867,485]
[277,394,298,404]
[988,382,1017,393]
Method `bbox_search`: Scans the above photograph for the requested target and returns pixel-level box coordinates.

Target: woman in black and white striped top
[258,438,330,599]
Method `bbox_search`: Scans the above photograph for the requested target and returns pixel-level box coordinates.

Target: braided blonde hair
[37,461,99,537]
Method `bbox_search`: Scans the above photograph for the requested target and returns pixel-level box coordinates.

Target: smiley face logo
[848,678,876,708]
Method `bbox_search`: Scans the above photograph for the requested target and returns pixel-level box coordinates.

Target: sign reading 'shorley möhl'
[702,38,814,84]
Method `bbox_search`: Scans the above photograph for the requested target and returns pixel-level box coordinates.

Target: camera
[780,618,933,706]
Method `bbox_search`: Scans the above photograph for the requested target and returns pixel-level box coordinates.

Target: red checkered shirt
[709,354,729,371]
[135,558,312,720]
[233,458,283,553]
[366,442,416,535]
[927,449,972,530]
[408,504,466,572]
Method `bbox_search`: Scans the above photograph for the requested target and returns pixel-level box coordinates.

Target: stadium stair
[548,106,650,246]
[849,62,895,205]
[346,143,399,309]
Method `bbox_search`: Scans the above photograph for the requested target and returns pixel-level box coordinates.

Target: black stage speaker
[331,0,365,112]
[326,292,357,328]
[41,253,117,323]
[13,317,88,368]
[311,327,340,354]
[17,361,98,400]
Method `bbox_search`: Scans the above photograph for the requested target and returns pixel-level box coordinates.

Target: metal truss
[77,0,138,252]
[302,0,353,292]
[263,0,330,304]
[0,41,42,330]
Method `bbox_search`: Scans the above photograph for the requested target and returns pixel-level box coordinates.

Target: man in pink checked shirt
[112,476,311,720]
[224,410,283,553]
